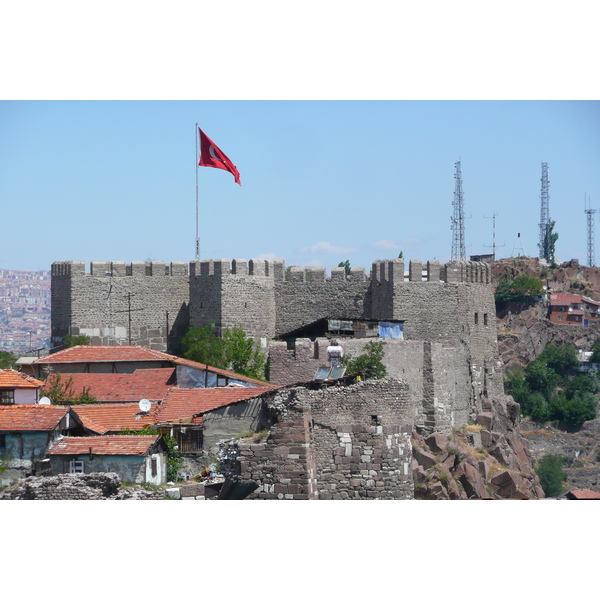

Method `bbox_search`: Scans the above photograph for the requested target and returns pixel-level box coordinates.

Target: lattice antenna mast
[585,194,597,267]
[451,161,466,261]
[538,162,550,260]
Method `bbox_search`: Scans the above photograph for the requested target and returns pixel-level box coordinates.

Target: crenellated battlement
[369,259,490,284]
[51,260,189,277]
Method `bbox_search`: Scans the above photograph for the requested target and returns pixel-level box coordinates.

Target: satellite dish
[138,399,151,413]
[39,397,51,405]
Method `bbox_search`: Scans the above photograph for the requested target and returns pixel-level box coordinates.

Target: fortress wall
[274,266,369,337]
[51,261,189,352]
[189,258,279,341]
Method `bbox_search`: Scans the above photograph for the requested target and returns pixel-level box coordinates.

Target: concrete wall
[49,452,167,484]
[202,396,267,454]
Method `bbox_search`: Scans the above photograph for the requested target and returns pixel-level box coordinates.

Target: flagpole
[195,123,200,260]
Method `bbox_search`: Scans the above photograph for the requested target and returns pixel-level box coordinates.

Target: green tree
[182,324,267,381]
[590,340,600,364]
[541,220,559,266]
[338,260,351,277]
[222,326,267,380]
[494,273,544,309]
[64,334,91,347]
[343,341,387,380]
[0,350,18,369]
[538,343,579,377]
[44,372,98,404]
[182,324,226,368]
[535,453,567,497]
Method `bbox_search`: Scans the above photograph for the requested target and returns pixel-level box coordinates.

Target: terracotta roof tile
[41,369,176,403]
[47,435,160,456]
[34,345,176,364]
[71,403,159,434]
[0,405,70,431]
[549,292,583,305]
[0,369,44,389]
[566,488,600,499]
[34,345,270,386]
[153,386,276,424]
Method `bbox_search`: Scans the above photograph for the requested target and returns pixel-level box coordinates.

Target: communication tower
[451,161,466,261]
[538,162,550,260]
[585,194,597,267]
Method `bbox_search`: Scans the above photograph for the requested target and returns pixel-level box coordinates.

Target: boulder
[425,432,450,454]
[413,446,437,470]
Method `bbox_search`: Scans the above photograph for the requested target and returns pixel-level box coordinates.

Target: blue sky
[1,3,599,275]
[1,100,598,273]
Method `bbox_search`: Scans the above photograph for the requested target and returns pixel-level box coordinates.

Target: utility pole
[114,292,144,346]
[483,213,505,261]
[451,161,467,261]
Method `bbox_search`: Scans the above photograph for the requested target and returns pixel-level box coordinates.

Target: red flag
[198,127,241,185]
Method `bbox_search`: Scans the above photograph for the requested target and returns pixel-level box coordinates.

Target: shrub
[343,341,387,380]
[535,453,567,497]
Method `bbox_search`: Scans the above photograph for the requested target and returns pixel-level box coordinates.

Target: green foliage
[343,341,387,380]
[398,251,403,259]
[44,373,98,405]
[63,334,91,347]
[504,343,597,427]
[0,350,18,369]
[535,453,567,497]
[181,324,267,381]
[590,339,600,364]
[338,260,351,277]
[494,273,544,309]
[0,453,9,474]
[541,220,559,266]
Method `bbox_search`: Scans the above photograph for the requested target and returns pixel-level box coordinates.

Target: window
[151,456,158,478]
[69,460,84,474]
[483,314,488,326]
[0,390,14,405]
[558,316,563,321]
[474,313,479,325]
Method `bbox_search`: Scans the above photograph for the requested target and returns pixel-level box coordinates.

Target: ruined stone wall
[51,261,189,353]
[239,378,414,499]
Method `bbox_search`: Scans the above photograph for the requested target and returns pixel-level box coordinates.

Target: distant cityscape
[0,268,50,355]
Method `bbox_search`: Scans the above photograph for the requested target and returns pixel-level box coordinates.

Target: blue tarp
[378,322,404,339]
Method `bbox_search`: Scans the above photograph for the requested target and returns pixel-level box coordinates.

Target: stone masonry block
[232,259,248,275]
[409,260,423,282]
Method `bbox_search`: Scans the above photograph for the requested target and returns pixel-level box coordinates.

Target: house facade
[548,292,600,326]
[0,405,79,486]
[47,435,169,485]
[0,369,44,405]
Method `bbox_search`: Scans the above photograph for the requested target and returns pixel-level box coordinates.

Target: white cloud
[300,241,356,255]
[372,237,422,252]
[254,252,282,260]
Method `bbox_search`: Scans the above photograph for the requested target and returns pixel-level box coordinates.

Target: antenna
[585,193,597,267]
[483,213,505,261]
[538,162,550,260]
[512,232,525,257]
[451,161,469,261]
[138,399,151,413]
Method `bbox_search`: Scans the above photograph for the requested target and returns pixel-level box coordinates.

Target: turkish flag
[198,128,241,185]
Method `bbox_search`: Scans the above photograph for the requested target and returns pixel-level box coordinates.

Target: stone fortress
[51,257,505,438]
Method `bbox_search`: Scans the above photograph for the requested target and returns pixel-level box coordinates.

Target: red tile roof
[34,345,269,386]
[0,405,70,431]
[35,345,175,364]
[41,369,176,403]
[71,403,159,434]
[47,435,160,456]
[0,369,44,389]
[549,292,583,305]
[566,488,600,499]
[153,386,275,424]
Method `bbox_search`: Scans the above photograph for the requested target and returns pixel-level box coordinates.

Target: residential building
[0,369,44,405]
[548,292,600,326]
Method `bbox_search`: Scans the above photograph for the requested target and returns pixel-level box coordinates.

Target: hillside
[492,257,600,494]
